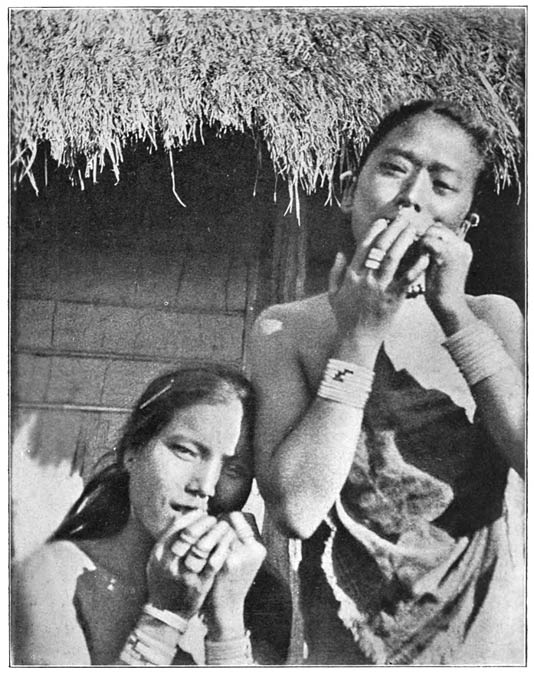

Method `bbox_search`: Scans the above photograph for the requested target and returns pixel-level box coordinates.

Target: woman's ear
[340,173,356,215]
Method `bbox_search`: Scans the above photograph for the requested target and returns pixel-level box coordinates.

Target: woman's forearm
[266,400,366,538]
[471,369,525,476]
[436,300,525,475]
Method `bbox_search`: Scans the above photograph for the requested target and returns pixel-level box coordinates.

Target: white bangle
[317,358,374,409]
[142,603,190,634]
[443,320,512,386]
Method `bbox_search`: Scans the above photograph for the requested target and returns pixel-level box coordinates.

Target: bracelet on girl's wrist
[142,603,190,633]
[205,630,253,665]
[118,605,190,666]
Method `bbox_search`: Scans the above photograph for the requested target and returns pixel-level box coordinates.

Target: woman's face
[126,399,244,540]
[349,111,482,244]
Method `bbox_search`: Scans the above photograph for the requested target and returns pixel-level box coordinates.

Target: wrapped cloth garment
[299,348,524,665]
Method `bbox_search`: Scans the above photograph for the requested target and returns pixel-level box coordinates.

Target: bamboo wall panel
[12,135,275,479]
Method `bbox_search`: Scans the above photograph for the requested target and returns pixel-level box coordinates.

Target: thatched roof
[10,7,524,205]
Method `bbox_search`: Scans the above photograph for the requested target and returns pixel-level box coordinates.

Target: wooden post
[262,191,308,664]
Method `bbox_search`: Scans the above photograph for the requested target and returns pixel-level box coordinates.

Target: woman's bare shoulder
[467,294,523,331]
[254,293,332,336]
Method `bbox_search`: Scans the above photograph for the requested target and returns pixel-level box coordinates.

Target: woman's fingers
[328,252,347,295]
[350,218,389,270]
[402,252,431,285]
[374,223,420,286]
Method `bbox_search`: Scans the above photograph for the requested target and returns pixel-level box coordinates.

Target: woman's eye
[433,180,455,194]
[380,161,406,175]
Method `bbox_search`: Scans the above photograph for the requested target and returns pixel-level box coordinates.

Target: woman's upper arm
[13,546,92,665]
[249,308,312,499]
[469,294,524,368]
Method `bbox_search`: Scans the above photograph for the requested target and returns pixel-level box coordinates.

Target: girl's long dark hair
[51,364,255,542]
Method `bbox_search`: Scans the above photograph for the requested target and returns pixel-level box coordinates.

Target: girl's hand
[421,223,473,319]
[203,512,266,640]
[146,510,236,619]
[329,211,429,344]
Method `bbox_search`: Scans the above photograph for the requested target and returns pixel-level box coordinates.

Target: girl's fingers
[328,252,347,294]
[202,528,236,577]
[226,511,259,544]
[153,509,205,561]
[182,520,232,573]
[170,515,217,557]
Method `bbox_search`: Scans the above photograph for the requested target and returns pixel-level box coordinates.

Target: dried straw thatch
[10,7,524,205]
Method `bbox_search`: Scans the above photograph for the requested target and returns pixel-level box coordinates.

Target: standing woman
[250,100,524,665]
[13,365,266,665]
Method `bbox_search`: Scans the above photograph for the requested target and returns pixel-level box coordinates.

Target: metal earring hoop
[469,213,480,228]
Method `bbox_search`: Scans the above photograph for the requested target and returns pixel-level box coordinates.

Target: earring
[468,213,480,228]
[459,212,480,237]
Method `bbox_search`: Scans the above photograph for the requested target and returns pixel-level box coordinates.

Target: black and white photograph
[9,5,526,666]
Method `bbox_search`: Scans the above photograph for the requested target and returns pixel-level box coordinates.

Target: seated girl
[13,364,289,665]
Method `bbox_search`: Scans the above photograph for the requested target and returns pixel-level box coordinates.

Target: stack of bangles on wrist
[205,631,253,665]
[119,604,189,666]
[443,320,513,386]
[318,358,375,408]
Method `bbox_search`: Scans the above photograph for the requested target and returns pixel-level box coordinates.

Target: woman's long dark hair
[51,364,255,542]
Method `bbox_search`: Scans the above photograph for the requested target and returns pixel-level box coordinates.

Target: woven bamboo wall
[11,135,288,559]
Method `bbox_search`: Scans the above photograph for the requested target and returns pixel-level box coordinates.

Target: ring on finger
[183,554,207,573]
[367,247,386,263]
[178,531,198,545]
[189,545,211,560]
[364,258,381,270]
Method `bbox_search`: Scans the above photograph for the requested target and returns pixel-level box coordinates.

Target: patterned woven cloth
[299,349,522,665]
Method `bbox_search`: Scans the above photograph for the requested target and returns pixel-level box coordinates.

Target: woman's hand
[146,509,236,620]
[203,512,266,640]
[421,223,474,330]
[329,212,429,345]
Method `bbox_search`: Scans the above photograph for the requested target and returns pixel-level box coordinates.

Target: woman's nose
[185,459,222,500]
[394,171,428,212]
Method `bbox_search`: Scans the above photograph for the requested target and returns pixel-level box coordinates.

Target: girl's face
[349,111,482,244]
[126,399,244,540]
[209,437,254,515]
